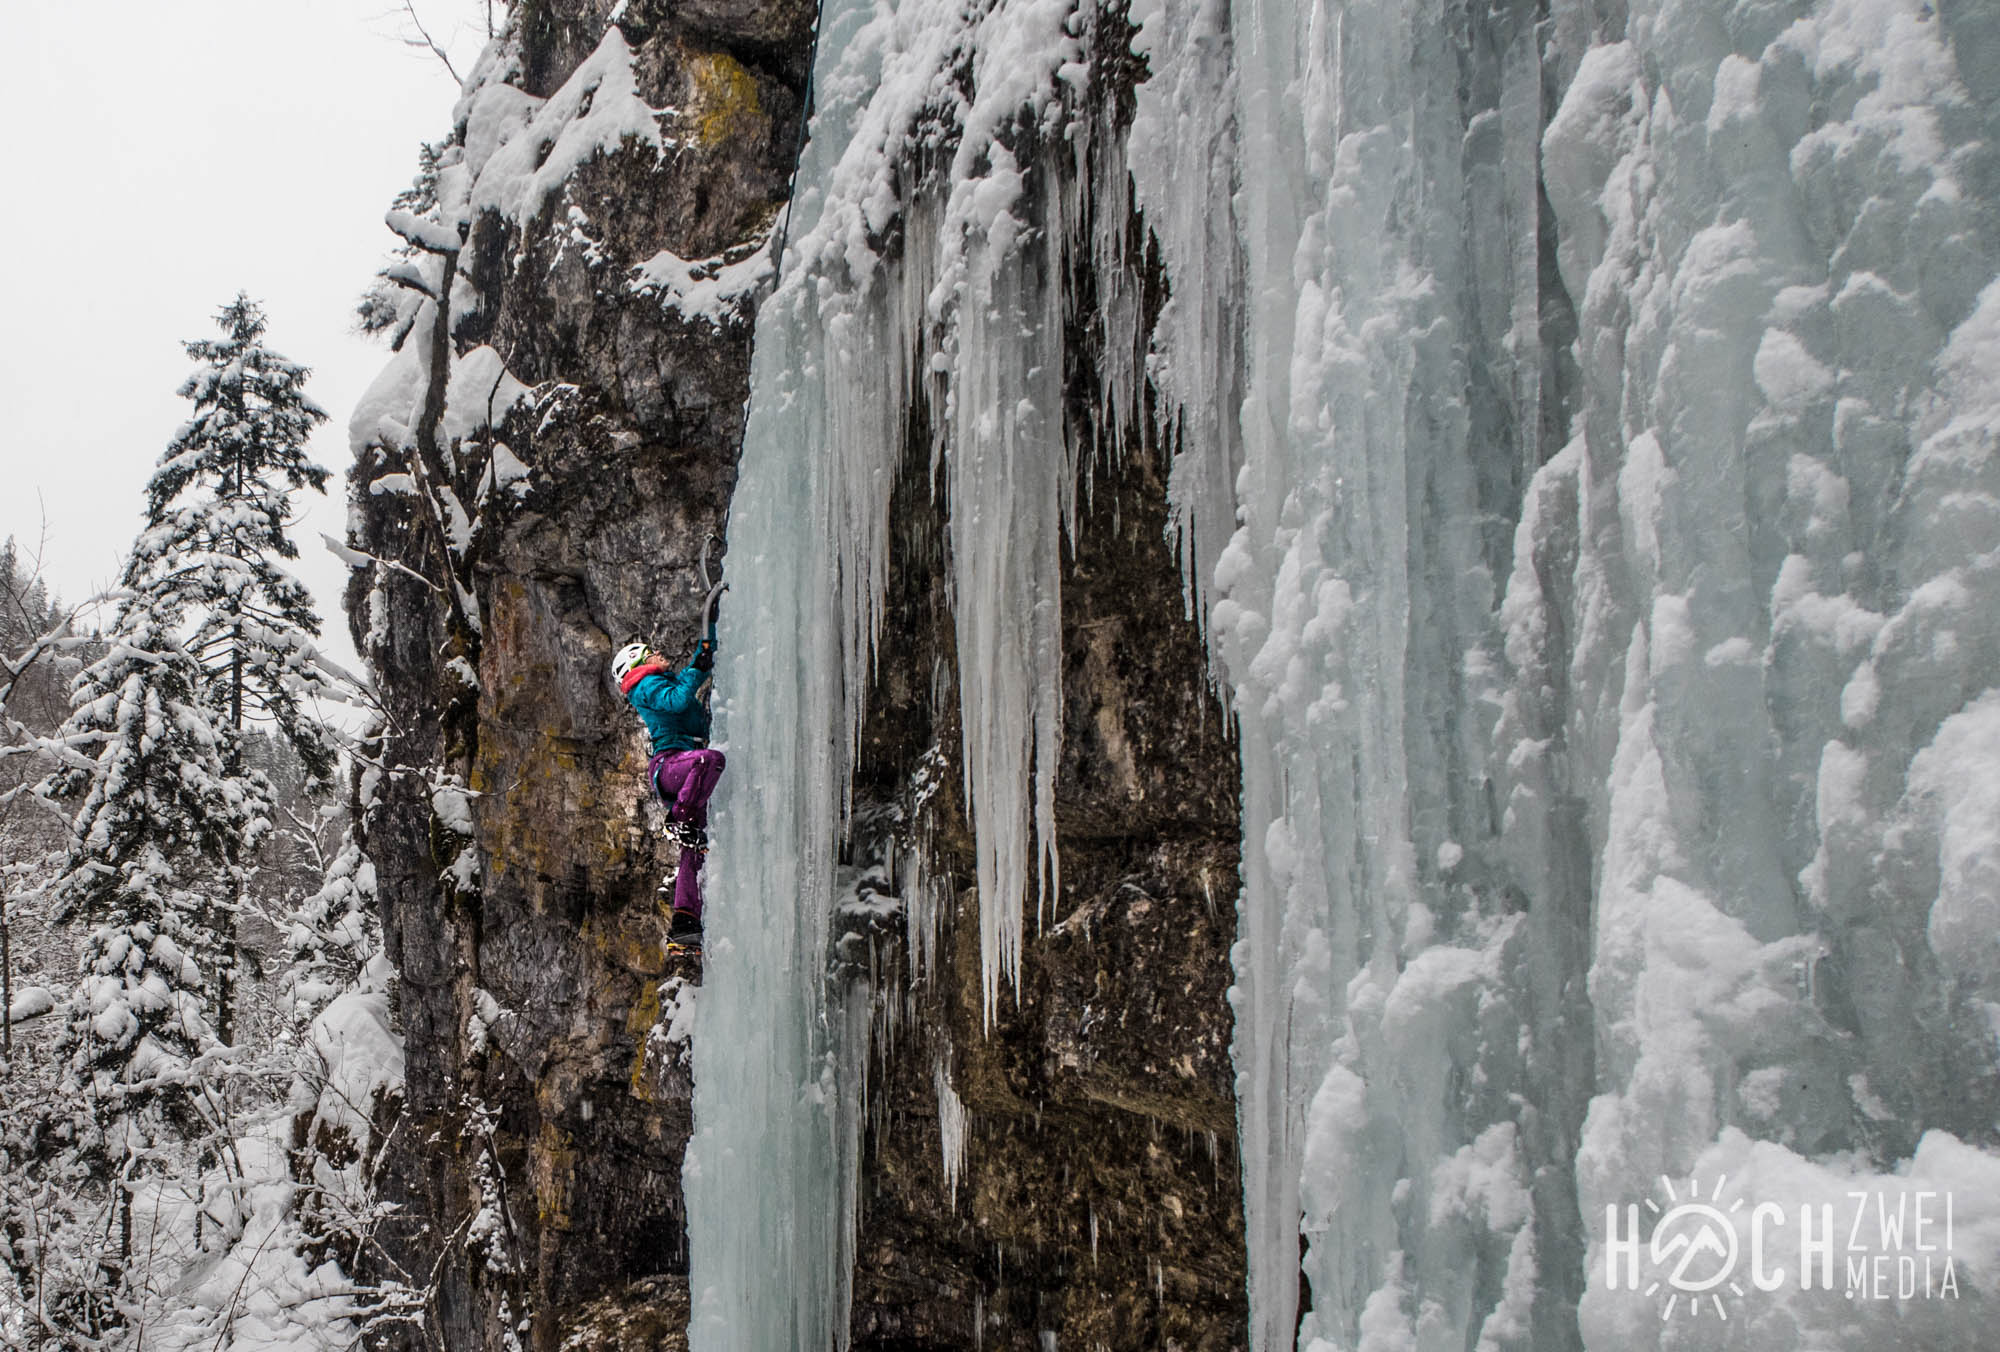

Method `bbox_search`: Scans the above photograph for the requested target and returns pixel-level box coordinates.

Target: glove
[691,638,716,671]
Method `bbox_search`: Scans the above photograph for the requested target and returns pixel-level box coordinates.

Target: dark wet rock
[840,364,1247,1349]
[556,1274,691,1352]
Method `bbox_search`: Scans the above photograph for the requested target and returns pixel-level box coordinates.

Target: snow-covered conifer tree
[129,294,337,787]
[41,588,258,1062]
[7,299,341,1338]
[114,295,346,1047]
[18,587,263,1341]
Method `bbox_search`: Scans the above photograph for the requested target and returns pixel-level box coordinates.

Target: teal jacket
[626,661,711,754]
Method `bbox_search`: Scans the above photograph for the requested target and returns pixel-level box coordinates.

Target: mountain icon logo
[1644,1175,1747,1320]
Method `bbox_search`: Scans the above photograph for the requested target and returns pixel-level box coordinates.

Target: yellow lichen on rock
[687,49,761,149]
[627,978,665,1100]
[534,1120,577,1230]
[585,911,671,979]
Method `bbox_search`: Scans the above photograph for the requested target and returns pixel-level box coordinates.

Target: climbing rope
[713,0,829,624]
[710,0,829,642]
[767,0,832,293]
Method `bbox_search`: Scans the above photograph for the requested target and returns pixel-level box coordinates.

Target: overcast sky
[2,2,491,675]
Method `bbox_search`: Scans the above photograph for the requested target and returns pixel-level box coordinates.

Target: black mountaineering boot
[666,908,703,958]
[669,818,709,854]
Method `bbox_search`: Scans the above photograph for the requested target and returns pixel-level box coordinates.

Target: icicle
[946,198,1069,1023]
[1128,0,1244,641]
[935,1050,969,1206]
[904,745,949,983]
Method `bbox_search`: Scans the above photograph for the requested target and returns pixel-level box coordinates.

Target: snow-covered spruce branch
[379,261,439,301]
[0,730,112,773]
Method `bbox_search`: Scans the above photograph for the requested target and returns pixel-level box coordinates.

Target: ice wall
[1550,3,2000,1345]
[1134,0,2000,1346]
[677,0,861,1322]
[1131,0,1563,1338]
[689,0,2000,1344]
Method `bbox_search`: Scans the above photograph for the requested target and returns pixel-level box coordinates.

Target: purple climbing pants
[648,747,725,917]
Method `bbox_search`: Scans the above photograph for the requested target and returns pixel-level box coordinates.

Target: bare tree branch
[399,1,462,83]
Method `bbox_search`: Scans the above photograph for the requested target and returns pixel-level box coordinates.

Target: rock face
[840,403,1247,1349]
[348,2,1246,1349]
[349,2,808,1346]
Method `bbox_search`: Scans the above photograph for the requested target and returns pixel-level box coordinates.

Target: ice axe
[697,534,727,648]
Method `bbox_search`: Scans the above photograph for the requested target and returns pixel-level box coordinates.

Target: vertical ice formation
[935,1050,969,1204]
[1127,0,2000,1345]
[1127,0,1243,634]
[687,0,2000,1341]
[1551,4,2000,1347]
[1136,0,1543,1341]
[948,205,1072,1018]
[685,0,1125,1345]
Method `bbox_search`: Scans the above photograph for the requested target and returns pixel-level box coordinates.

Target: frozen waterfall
[687,0,2000,1345]
[1144,0,2000,1347]
[685,0,1110,1341]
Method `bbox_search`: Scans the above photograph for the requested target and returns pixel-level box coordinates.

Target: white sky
[1,2,491,676]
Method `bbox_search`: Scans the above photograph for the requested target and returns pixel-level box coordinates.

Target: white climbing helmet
[611,641,653,682]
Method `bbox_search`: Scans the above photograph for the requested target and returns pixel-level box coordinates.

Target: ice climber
[614,636,723,956]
